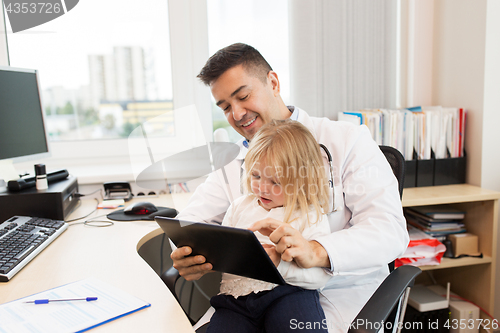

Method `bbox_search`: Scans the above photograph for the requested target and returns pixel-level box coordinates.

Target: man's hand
[249,218,330,269]
[170,246,213,281]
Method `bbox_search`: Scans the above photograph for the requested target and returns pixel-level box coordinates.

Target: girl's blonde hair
[244,119,330,225]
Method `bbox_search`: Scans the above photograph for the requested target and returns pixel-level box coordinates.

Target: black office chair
[161,144,418,332]
[379,145,405,273]
[379,145,405,199]
[348,264,421,333]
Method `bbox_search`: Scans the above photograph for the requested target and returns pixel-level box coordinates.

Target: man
[171,43,409,332]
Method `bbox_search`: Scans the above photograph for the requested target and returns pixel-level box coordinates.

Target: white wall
[483,1,500,320]
[432,0,487,186]
[429,0,500,320]
[402,0,435,108]
[482,1,500,193]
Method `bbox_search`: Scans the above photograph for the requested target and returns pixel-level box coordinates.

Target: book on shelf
[405,205,465,220]
[411,221,465,231]
[406,218,466,237]
[408,219,464,230]
[404,207,466,239]
[338,106,467,161]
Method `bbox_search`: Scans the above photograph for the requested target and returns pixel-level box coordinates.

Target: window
[6,0,173,141]
[207,0,289,143]
[2,0,212,182]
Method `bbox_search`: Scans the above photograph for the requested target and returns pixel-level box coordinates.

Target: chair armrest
[348,265,422,333]
[160,266,181,301]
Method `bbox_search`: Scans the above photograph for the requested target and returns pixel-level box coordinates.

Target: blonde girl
[207,119,331,333]
[244,119,330,228]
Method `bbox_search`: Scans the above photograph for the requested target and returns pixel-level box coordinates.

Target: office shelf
[402,184,500,317]
[418,256,493,271]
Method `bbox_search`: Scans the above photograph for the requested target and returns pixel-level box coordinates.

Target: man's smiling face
[210,64,286,141]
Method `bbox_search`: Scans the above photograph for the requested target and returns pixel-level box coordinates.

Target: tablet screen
[155,217,285,285]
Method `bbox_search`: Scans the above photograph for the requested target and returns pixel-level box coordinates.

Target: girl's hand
[262,244,280,267]
[249,218,330,269]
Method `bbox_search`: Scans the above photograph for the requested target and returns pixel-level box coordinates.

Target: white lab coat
[177,107,409,332]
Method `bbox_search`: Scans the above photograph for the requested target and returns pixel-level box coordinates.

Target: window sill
[11,155,206,199]
[12,155,134,185]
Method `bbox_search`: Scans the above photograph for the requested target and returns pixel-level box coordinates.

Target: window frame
[0,0,212,183]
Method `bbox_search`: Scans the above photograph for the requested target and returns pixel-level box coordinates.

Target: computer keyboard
[0,216,67,282]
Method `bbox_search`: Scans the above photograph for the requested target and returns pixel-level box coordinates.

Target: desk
[0,194,194,333]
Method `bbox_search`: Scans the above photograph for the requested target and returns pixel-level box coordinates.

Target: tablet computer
[155,216,285,285]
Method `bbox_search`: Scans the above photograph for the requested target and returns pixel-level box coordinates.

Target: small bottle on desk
[35,164,48,190]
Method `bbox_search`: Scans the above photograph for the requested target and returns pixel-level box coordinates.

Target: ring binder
[404,151,466,187]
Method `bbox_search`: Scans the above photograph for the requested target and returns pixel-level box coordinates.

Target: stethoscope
[242,140,337,212]
[319,144,337,212]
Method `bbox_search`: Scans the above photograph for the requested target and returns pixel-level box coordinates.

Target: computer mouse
[123,201,158,215]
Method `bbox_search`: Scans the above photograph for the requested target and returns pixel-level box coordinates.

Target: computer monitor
[0,66,50,164]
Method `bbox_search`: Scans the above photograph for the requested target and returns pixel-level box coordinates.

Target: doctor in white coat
[171,43,409,332]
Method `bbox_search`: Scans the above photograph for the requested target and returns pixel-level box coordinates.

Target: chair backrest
[379,145,405,273]
[379,145,405,199]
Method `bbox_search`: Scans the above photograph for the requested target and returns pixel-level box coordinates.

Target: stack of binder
[338,106,466,187]
[404,205,466,241]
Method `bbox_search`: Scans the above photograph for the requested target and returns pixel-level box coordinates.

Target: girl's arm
[265,214,332,289]
[277,260,331,289]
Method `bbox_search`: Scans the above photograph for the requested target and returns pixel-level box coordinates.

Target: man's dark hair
[197,43,272,85]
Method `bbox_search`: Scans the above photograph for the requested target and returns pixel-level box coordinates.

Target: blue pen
[25,297,98,304]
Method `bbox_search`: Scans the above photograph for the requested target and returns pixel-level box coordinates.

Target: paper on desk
[97,199,125,209]
[0,277,150,333]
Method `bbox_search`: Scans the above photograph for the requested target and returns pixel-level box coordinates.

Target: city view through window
[6,0,174,142]
[41,45,175,141]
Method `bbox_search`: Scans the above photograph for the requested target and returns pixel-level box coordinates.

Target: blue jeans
[206,285,328,333]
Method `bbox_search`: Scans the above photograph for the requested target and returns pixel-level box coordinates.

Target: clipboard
[155,216,286,285]
[0,278,150,333]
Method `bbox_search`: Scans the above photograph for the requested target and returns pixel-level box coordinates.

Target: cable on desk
[65,198,100,223]
[74,188,103,199]
[65,190,105,224]
[83,217,114,227]
[66,214,115,227]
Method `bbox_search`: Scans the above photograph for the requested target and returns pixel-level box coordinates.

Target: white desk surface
[0,193,194,333]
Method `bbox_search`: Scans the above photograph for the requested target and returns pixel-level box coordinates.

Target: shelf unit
[402,184,500,317]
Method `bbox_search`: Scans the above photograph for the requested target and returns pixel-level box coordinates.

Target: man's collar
[242,105,298,149]
[288,105,299,120]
